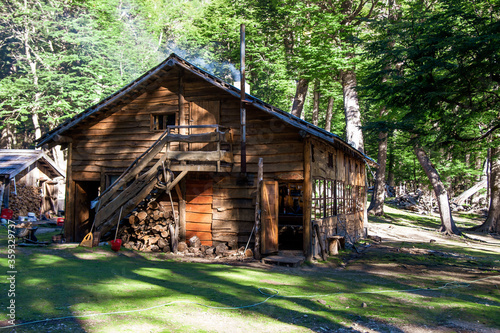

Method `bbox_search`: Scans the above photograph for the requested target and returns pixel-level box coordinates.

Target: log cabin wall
[61,64,368,253]
[212,99,305,249]
[309,137,366,257]
[64,77,183,241]
[70,85,181,183]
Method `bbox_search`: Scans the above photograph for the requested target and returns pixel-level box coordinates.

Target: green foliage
[0,0,167,147]
[361,0,499,193]
[363,0,500,148]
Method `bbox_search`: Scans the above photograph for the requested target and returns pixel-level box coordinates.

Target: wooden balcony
[165,125,233,172]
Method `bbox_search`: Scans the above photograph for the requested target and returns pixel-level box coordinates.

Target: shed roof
[0,149,65,180]
[37,53,376,167]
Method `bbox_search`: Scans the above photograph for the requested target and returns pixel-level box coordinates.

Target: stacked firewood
[8,184,41,219]
[175,237,253,259]
[120,200,177,252]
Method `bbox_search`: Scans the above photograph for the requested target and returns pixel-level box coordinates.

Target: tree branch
[450,123,500,143]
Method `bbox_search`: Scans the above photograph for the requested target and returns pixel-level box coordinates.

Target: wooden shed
[0,149,65,217]
[37,54,376,259]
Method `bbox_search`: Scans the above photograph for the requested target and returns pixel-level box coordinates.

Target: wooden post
[2,177,10,209]
[254,158,263,259]
[240,24,247,174]
[303,138,313,261]
[179,69,187,156]
[64,143,75,242]
[0,182,4,211]
[178,179,186,242]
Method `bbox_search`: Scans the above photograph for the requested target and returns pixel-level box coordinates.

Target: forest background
[0,0,499,233]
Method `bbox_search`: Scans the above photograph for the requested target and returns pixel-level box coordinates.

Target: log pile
[120,200,177,252]
[8,184,41,219]
[387,191,487,215]
[118,198,253,260]
[175,236,253,259]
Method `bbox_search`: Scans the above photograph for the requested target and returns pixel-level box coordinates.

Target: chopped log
[137,211,148,222]
[129,214,139,225]
[157,238,168,249]
[148,201,160,210]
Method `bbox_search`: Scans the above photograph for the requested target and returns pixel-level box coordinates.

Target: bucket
[1,208,13,220]
[110,239,122,252]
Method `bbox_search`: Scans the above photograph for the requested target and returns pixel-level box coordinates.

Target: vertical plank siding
[185,177,213,246]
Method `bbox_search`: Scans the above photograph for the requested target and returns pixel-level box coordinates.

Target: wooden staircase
[93,125,232,235]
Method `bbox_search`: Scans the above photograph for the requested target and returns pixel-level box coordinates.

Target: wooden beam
[179,69,187,154]
[64,143,75,242]
[303,138,313,261]
[168,151,233,163]
[165,132,226,143]
[170,164,232,173]
[165,170,188,192]
[0,182,4,212]
[254,158,263,259]
[178,179,186,241]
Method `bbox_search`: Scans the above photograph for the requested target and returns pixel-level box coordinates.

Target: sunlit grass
[0,218,499,332]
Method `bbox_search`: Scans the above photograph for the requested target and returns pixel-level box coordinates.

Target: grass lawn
[0,209,499,332]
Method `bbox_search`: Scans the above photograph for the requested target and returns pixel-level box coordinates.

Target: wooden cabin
[0,149,65,217]
[37,54,376,259]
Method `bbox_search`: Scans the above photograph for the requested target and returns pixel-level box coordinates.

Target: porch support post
[303,138,313,261]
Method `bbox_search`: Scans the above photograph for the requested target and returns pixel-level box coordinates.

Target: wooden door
[261,180,279,254]
[189,101,220,151]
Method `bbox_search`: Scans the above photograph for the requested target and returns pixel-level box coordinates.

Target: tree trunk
[290,78,309,118]
[368,130,388,215]
[341,70,364,153]
[452,178,487,206]
[414,145,461,235]
[473,146,500,233]
[387,132,395,188]
[51,145,66,172]
[312,81,320,126]
[325,96,334,132]
[1,125,15,149]
[23,1,42,142]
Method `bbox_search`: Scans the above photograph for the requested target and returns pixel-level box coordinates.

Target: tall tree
[363,0,500,234]
[474,144,500,232]
[414,144,461,235]
[0,0,167,152]
[368,0,401,215]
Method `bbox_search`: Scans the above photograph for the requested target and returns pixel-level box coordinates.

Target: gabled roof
[0,149,65,179]
[37,53,376,166]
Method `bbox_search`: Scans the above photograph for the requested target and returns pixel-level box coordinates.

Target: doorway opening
[74,181,100,241]
[278,181,303,250]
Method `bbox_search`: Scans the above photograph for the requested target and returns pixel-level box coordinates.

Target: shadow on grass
[0,228,499,332]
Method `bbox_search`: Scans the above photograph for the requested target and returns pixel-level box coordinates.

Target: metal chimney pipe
[240,23,247,174]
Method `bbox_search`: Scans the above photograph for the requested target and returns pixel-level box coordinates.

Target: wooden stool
[327,236,345,255]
